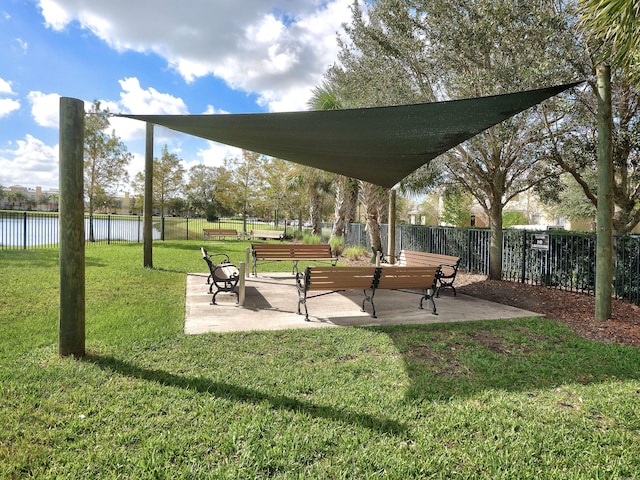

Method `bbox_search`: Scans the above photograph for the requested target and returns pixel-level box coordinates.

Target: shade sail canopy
[121,82,580,188]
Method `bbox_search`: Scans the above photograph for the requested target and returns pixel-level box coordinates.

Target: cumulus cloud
[0,77,14,94]
[0,78,20,118]
[38,0,353,111]
[0,135,59,189]
[0,98,20,118]
[28,91,59,127]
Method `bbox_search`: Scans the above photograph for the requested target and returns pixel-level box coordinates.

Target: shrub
[342,245,368,261]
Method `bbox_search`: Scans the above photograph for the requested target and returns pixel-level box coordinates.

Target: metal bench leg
[362,288,377,318]
[419,289,437,315]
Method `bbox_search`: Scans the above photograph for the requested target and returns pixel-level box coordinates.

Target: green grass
[2,241,640,478]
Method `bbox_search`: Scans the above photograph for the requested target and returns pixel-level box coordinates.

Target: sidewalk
[184,272,541,334]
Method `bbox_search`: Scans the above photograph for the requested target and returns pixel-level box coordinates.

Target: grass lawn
[1,241,640,478]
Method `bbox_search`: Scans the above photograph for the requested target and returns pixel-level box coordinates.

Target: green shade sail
[121,82,580,188]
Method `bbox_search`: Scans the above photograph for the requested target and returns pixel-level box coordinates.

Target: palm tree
[577,0,640,320]
[307,81,360,241]
[578,0,640,83]
[285,165,332,236]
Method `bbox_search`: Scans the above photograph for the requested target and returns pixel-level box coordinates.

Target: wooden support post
[59,97,85,357]
[387,189,396,264]
[238,262,246,306]
[143,122,154,268]
[595,64,613,321]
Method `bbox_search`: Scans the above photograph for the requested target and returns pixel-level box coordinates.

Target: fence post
[520,229,527,284]
[107,214,111,245]
[22,211,27,250]
[186,216,189,240]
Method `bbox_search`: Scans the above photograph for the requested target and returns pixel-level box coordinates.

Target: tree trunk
[331,177,348,239]
[360,181,383,254]
[595,64,613,321]
[309,188,322,236]
[488,202,503,281]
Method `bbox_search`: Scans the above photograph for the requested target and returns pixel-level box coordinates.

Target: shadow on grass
[83,353,407,435]
[369,320,640,402]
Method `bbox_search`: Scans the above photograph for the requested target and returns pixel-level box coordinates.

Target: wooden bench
[250,229,284,241]
[396,250,461,297]
[376,266,438,315]
[296,265,438,321]
[203,228,238,240]
[296,266,379,321]
[201,247,239,304]
[251,243,337,276]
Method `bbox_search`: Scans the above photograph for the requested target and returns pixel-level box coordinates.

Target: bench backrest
[251,229,283,238]
[303,266,377,291]
[252,243,332,259]
[376,266,438,290]
[397,250,460,268]
[203,228,237,235]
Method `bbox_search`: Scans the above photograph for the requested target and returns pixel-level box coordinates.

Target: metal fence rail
[3,212,639,305]
[346,224,639,305]
[0,211,292,248]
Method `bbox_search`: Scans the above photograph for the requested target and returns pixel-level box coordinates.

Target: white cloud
[0,135,59,189]
[0,98,20,118]
[197,141,242,168]
[38,0,354,112]
[118,77,188,115]
[28,91,59,127]
[0,77,14,95]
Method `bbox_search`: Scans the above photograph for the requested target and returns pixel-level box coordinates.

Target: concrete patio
[184,272,541,334]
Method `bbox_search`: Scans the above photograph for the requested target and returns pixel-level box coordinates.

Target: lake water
[0,215,162,247]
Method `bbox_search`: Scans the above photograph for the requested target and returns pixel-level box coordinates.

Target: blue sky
[0,0,353,192]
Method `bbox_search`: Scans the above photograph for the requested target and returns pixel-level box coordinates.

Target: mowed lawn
[1,241,640,479]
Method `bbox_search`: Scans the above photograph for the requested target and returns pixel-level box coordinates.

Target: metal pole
[143,122,154,268]
[595,64,614,320]
[59,97,85,357]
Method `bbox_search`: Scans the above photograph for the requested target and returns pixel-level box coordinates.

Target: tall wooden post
[387,189,396,264]
[595,64,613,321]
[143,122,154,268]
[59,97,85,357]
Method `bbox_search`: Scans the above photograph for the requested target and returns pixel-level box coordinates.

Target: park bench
[251,242,337,276]
[296,266,379,321]
[201,247,240,305]
[376,266,438,315]
[250,229,284,241]
[396,250,461,297]
[296,265,438,321]
[203,228,238,240]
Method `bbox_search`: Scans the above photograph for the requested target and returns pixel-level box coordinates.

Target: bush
[329,236,345,255]
[342,245,368,261]
[302,233,322,244]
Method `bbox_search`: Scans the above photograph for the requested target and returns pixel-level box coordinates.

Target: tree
[330,0,577,279]
[307,81,359,240]
[84,101,131,241]
[577,0,640,84]
[541,80,640,234]
[576,0,640,320]
[286,165,333,236]
[227,150,266,235]
[185,164,234,221]
[132,144,185,217]
[441,188,474,227]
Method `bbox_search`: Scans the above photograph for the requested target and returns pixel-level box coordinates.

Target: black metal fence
[345,223,640,305]
[4,211,639,305]
[0,211,290,248]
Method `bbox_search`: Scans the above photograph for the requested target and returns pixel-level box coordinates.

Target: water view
[0,214,161,247]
